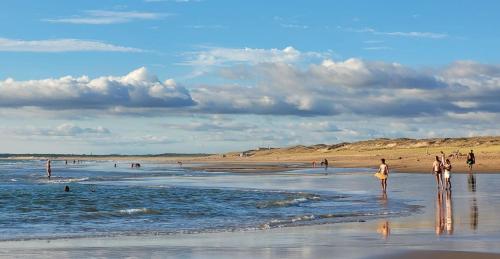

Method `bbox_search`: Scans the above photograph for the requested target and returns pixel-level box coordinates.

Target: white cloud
[0,38,143,52]
[182,46,326,67]
[0,67,194,109]
[343,27,448,39]
[10,123,111,137]
[43,10,170,25]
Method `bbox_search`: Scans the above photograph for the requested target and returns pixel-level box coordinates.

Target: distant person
[376,158,389,192]
[114,163,117,168]
[432,156,443,188]
[73,160,76,164]
[65,160,68,165]
[324,159,329,172]
[46,160,52,180]
[443,159,452,190]
[467,150,475,171]
[177,161,183,167]
[64,185,70,192]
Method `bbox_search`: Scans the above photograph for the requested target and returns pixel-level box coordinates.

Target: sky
[1,0,500,154]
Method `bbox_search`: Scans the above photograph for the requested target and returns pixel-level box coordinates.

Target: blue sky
[1,0,500,154]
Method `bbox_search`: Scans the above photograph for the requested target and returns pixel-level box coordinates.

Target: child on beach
[432,156,443,188]
[377,159,389,192]
[444,159,452,190]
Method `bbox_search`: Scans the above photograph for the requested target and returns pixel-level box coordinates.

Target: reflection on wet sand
[435,190,454,236]
[468,173,477,192]
[379,191,388,207]
[445,190,453,235]
[468,173,479,230]
[435,190,445,235]
[377,192,390,239]
[377,220,390,239]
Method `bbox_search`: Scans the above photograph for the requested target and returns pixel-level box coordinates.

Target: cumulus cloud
[43,10,169,25]
[186,50,500,119]
[190,57,447,116]
[3,46,500,122]
[0,67,195,109]
[0,38,143,52]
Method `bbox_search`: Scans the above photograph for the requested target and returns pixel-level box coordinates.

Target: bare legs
[445,177,452,190]
[435,173,443,188]
[381,179,387,192]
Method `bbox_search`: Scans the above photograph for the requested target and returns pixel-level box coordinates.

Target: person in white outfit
[444,159,452,190]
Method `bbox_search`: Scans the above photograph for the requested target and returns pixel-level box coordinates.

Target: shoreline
[5,156,498,174]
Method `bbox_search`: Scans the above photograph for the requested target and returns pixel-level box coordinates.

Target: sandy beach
[27,136,499,174]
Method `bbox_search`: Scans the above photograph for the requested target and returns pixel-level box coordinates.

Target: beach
[20,136,497,174]
[1,160,500,258]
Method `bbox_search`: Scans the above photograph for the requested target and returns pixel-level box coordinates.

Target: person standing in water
[46,159,52,180]
[467,150,476,171]
[377,159,389,192]
[443,159,452,190]
[432,156,443,188]
[324,159,329,172]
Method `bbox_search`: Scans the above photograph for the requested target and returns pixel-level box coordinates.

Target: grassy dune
[214,136,500,173]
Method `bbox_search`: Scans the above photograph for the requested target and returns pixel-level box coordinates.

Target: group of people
[312,159,329,171]
[376,150,477,192]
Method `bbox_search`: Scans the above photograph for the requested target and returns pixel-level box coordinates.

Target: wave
[49,177,89,183]
[256,195,320,208]
[117,208,159,215]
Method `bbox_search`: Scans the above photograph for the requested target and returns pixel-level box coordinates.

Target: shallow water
[0,159,419,240]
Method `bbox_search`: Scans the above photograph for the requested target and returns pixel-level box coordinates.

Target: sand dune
[202,136,500,173]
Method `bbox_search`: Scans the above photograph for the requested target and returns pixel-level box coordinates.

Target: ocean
[0,159,420,241]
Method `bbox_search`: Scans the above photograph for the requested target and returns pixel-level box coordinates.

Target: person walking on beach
[443,159,452,190]
[432,156,443,188]
[324,158,329,170]
[377,159,389,192]
[46,159,52,180]
[467,150,475,171]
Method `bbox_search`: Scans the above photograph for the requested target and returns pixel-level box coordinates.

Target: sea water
[0,159,420,241]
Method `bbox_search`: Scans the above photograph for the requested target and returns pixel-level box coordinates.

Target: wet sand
[1,169,500,258]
